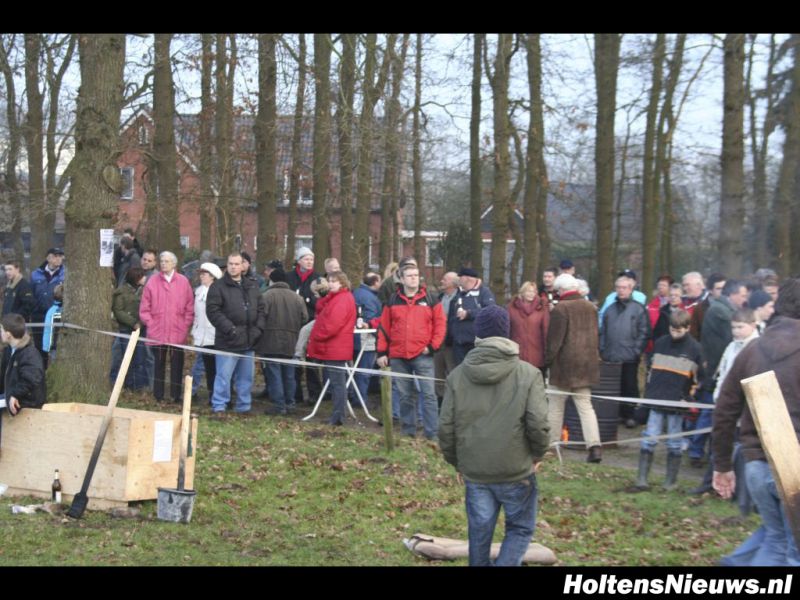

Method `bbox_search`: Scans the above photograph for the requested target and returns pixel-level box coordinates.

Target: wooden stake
[741,370,800,547]
[177,375,193,491]
[380,367,394,452]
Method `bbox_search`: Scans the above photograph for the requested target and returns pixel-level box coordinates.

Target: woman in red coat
[307,271,356,425]
[507,281,549,370]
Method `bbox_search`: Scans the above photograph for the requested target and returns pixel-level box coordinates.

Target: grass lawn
[0,392,756,566]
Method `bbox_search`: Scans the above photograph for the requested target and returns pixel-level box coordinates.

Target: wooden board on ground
[741,370,800,546]
[0,403,198,508]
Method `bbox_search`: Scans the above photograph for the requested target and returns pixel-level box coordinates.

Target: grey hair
[159,251,178,264]
[553,273,579,292]
[576,278,590,297]
[682,271,704,285]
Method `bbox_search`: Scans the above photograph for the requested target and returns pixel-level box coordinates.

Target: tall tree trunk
[719,34,746,277]
[24,34,47,263]
[523,33,547,282]
[354,34,394,271]
[215,34,237,254]
[487,34,513,304]
[199,33,214,253]
[285,34,306,266]
[0,37,25,261]
[594,33,620,300]
[747,34,778,269]
[657,34,685,277]
[337,34,357,274]
[412,34,425,264]
[152,33,180,255]
[44,35,76,257]
[469,34,485,275]
[641,33,665,296]
[312,34,332,260]
[774,34,800,277]
[255,34,278,264]
[52,34,125,400]
[379,34,409,268]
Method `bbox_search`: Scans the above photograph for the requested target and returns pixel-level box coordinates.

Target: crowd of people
[1,235,797,568]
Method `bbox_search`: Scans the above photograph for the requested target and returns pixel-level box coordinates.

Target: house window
[426,239,444,267]
[368,237,378,270]
[298,174,312,206]
[280,169,290,205]
[180,236,190,249]
[120,167,134,200]
[138,125,148,145]
[284,235,313,260]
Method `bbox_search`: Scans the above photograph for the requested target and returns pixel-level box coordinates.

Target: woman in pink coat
[307,271,356,426]
[507,281,549,369]
[139,251,194,402]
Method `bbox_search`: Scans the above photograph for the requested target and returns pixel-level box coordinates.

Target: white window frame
[425,238,444,267]
[284,235,313,259]
[180,235,190,249]
[120,167,134,200]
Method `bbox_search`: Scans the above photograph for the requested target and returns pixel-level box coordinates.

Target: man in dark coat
[448,267,496,366]
[1,313,46,416]
[712,277,800,566]
[256,268,308,414]
[30,247,66,359]
[206,253,266,415]
[2,260,35,320]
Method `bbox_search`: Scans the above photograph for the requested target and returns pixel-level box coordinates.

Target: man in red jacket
[377,264,446,440]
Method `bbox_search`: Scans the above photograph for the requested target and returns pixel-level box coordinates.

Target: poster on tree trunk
[99,229,114,267]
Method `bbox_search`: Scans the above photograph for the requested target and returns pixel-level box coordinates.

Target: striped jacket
[645,333,702,413]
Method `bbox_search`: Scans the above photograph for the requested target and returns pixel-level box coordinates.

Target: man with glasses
[377,264,446,440]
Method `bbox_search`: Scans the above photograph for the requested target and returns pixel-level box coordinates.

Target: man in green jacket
[439,304,549,566]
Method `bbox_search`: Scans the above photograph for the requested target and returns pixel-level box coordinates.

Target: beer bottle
[356,305,364,329]
[52,469,62,503]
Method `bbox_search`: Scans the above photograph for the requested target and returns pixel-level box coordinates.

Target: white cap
[295,246,314,262]
[200,262,223,280]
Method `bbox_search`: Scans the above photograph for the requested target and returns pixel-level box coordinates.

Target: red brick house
[116,107,413,273]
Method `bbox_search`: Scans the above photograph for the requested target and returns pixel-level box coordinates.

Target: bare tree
[51,34,125,399]
[337,34,357,274]
[774,34,800,276]
[312,34,332,260]
[719,34,746,276]
[215,34,237,254]
[24,34,45,262]
[198,33,215,253]
[412,34,425,264]
[486,34,514,303]
[285,34,307,266]
[469,33,485,275]
[594,33,621,300]
[0,36,24,260]
[255,34,278,263]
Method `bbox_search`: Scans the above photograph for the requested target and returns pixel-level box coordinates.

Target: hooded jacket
[713,316,800,471]
[439,337,550,484]
[307,288,356,361]
[112,282,143,333]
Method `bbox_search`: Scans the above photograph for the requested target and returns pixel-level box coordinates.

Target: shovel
[156,376,197,523]
[67,328,140,519]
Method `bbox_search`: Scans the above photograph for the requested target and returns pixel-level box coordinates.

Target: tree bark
[24,34,47,263]
[470,34,485,275]
[152,33,181,255]
[641,34,665,296]
[285,34,306,266]
[523,33,548,283]
[354,34,394,271]
[198,33,214,253]
[0,36,25,261]
[487,34,513,304]
[774,34,800,277]
[412,34,425,265]
[255,34,278,264]
[379,34,409,268]
[719,34,747,277]
[312,34,332,260]
[51,33,125,400]
[594,33,620,301]
[215,34,237,254]
[337,34,357,274]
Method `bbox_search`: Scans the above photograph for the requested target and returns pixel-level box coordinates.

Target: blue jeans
[641,409,683,454]
[265,358,296,411]
[191,353,205,395]
[688,389,713,459]
[465,473,538,566]
[392,354,438,439]
[109,336,148,391]
[212,351,254,413]
[720,526,767,567]
[322,360,347,425]
[744,460,800,566]
[351,350,375,405]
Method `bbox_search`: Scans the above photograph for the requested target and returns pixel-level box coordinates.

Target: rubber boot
[634,450,654,490]
[663,452,682,491]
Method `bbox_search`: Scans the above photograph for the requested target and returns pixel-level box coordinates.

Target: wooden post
[380,367,394,452]
[741,370,800,547]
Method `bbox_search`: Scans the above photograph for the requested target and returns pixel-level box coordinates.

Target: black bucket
[563,361,622,447]
[157,487,196,524]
